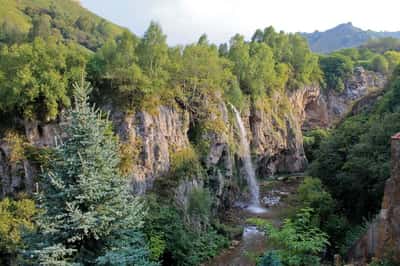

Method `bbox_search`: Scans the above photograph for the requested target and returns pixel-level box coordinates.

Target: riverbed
[206,175,302,266]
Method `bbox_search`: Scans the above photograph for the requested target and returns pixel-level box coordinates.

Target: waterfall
[230,104,261,207]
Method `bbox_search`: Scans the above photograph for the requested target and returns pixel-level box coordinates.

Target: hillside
[302,22,400,54]
[0,0,125,49]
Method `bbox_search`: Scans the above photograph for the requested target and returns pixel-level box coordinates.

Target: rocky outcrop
[0,120,59,197]
[247,89,312,177]
[113,106,190,192]
[303,67,386,130]
[347,133,400,265]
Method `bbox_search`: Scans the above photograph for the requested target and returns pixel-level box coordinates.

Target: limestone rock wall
[303,67,386,130]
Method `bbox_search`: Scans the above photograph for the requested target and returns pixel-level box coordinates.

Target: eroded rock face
[113,106,190,192]
[303,67,386,130]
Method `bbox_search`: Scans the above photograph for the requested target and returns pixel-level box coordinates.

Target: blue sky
[81,0,400,45]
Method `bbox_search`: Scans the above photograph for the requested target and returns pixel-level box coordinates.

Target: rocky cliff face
[347,134,400,264]
[249,89,310,177]
[303,67,386,130]
[0,68,387,208]
[112,106,190,192]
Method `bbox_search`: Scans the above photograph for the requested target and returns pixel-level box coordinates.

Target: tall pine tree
[26,82,154,265]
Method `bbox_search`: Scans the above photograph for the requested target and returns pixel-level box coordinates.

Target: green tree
[197,34,209,46]
[287,34,318,86]
[247,42,276,97]
[26,82,154,265]
[371,55,389,74]
[0,38,87,121]
[138,21,169,86]
[88,31,150,111]
[218,43,228,57]
[228,34,250,89]
[29,14,52,40]
[320,54,353,92]
[384,51,400,72]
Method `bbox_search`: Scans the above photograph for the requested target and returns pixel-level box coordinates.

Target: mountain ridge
[302,22,400,53]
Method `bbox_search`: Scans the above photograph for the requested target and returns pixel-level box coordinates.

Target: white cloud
[81,0,400,45]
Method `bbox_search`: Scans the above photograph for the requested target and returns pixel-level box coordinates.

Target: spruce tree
[26,82,154,265]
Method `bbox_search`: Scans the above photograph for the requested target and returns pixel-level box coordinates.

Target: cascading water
[230,104,265,213]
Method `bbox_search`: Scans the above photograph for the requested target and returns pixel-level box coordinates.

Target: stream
[206,176,302,266]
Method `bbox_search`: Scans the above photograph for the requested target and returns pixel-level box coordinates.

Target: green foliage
[258,251,282,266]
[250,208,329,266]
[170,147,202,179]
[29,14,52,40]
[188,188,212,229]
[87,30,150,112]
[297,177,335,222]
[138,22,169,86]
[361,37,400,54]
[0,37,87,120]
[154,147,204,198]
[3,130,26,163]
[229,29,321,98]
[144,195,228,266]
[0,0,124,49]
[309,67,400,224]
[297,177,348,252]
[319,54,353,92]
[303,129,329,162]
[0,196,36,264]
[384,51,400,72]
[371,55,389,74]
[25,82,154,265]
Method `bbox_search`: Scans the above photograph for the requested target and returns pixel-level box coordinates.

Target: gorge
[1,1,400,265]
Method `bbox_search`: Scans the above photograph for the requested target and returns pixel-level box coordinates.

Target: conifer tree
[26,81,154,265]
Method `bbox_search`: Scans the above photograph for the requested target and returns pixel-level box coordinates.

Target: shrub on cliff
[0,196,36,265]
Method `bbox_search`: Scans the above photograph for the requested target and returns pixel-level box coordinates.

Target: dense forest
[1,1,400,266]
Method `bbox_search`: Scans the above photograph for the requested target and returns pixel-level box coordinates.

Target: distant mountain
[302,22,400,54]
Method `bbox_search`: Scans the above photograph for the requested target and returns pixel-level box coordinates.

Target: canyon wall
[0,67,387,208]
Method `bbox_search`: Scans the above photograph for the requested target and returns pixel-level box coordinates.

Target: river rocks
[262,195,281,207]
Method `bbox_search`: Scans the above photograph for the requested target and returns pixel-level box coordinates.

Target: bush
[303,129,329,162]
[144,195,228,265]
[258,251,282,266]
[297,177,335,223]
[371,55,389,74]
[0,196,36,265]
[188,188,212,229]
[250,208,329,266]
